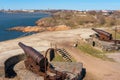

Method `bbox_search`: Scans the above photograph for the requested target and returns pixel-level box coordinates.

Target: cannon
[18,42,48,72]
[92,28,113,41]
[18,42,67,80]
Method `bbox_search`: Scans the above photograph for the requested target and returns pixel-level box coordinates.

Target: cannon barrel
[92,28,113,41]
[18,42,48,69]
[92,28,112,37]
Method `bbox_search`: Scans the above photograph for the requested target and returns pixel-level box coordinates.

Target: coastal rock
[8,25,71,32]
[8,26,45,32]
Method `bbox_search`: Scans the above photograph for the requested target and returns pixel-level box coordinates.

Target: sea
[0,12,50,42]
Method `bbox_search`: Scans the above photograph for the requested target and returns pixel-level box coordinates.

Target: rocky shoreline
[8,25,71,32]
[8,12,71,32]
[8,10,120,33]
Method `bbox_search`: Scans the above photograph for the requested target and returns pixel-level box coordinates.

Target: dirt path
[106,53,120,63]
[58,42,120,80]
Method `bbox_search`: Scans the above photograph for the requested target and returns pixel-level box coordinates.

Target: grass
[111,31,120,40]
[107,29,120,39]
[77,42,114,61]
[52,52,76,62]
[52,53,65,62]
[70,57,76,62]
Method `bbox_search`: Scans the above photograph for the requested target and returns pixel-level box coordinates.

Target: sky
[0,0,120,10]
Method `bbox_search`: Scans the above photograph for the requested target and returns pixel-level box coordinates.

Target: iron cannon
[18,42,67,80]
[92,28,113,41]
[18,42,48,72]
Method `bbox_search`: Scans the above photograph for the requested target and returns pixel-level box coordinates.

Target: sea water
[0,12,50,42]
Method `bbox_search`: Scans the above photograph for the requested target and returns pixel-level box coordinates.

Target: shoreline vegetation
[8,10,120,32]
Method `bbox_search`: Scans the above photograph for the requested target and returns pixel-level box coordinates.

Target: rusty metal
[18,42,67,80]
[92,28,113,41]
[18,42,48,72]
[92,28,120,45]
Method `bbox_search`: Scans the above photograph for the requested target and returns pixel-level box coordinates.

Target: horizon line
[0,8,120,11]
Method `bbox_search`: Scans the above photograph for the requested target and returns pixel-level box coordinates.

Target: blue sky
[0,0,120,10]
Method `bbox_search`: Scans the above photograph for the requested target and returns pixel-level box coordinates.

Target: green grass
[52,52,76,62]
[52,53,65,62]
[77,42,114,61]
[42,51,75,62]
